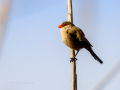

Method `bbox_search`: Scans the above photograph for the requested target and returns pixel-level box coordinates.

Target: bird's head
[58,21,74,28]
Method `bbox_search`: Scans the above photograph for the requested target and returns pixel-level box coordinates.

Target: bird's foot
[70,57,77,63]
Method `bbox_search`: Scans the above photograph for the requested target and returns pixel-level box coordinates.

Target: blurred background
[0,0,120,90]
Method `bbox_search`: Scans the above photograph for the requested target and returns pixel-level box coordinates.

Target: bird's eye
[62,24,68,27]
[64,24,68,26]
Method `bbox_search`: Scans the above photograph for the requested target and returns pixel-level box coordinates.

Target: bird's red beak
[58,24,64,28]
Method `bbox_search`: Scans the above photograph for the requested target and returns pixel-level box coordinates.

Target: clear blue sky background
[0,0,120,90]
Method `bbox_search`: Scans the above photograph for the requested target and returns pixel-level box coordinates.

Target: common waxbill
[58,21,103,64]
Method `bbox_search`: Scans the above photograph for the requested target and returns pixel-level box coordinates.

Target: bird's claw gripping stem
[70,57,77,63]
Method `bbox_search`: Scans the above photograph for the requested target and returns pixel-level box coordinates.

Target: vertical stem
[70,49,75,90]
[67,0,77,90]
[67,0,73,22]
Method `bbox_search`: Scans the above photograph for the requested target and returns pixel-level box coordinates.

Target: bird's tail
[86,47,103,64]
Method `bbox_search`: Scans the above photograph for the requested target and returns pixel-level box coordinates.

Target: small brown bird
[58,21,103,64]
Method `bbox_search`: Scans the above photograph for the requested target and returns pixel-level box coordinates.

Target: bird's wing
[69,26,92,47]
[82,38,93,47]
[68,26,85,41]
[75,26,85,41]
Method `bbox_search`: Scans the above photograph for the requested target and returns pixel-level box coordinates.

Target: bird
[58,21,103,64]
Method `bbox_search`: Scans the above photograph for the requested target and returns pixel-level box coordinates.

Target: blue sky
[0,0,120,90]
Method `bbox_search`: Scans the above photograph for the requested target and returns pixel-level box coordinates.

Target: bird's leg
[70,50,79,63]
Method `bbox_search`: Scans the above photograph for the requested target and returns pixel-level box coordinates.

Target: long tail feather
[87,47,103,64]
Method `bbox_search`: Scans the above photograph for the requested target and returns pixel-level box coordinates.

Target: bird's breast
[60,28,68,44]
